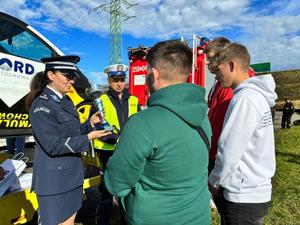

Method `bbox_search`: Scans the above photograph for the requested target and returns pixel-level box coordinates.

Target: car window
[0,17,54,61]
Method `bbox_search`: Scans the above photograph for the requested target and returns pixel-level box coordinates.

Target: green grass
[212,126,300,225]
[266,126,300,225]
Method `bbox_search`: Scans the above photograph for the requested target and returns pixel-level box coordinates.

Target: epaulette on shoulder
[50,94,61,103]
[39,94,49,101]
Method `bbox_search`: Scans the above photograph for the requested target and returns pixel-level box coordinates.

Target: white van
[0,12,92,138]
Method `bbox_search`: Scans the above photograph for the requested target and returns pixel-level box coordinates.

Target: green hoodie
[105,83,212,225]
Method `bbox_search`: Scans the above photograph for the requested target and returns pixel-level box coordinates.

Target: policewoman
[93,64,140,225]
[26,55,111,225]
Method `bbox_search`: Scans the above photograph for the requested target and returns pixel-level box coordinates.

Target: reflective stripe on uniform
[65,137,75,153]
[128,96,139,117]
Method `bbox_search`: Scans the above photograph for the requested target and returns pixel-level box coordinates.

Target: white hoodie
[209,74,277,203]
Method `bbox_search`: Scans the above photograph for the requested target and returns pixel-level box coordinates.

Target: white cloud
[31,18,65,33]
[38,1,110,34]
[1,0,41,21]
[67,51,87,56]
[86,71,108,85]
[122,0,250,38]
[1,0,299,71]
[236,12,300,70]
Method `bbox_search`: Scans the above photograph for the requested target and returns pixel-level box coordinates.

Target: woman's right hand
[87,130,112,140]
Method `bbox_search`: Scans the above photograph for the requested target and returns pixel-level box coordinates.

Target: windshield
[0,17,55,61]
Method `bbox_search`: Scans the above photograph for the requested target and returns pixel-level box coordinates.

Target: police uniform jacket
[283,102,295,117]
[29,87,92,195]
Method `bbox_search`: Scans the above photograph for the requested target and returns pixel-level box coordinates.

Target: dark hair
[203,37,231,55]
[146,40,192,80]
[25,71,51,111]
[216,42,250,72]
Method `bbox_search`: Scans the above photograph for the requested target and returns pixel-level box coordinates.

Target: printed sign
[0,53,45,107]
[0,112,31,128]
[134,75,146,86]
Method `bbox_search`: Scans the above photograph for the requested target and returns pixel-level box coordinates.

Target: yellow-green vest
[93,94,139,150]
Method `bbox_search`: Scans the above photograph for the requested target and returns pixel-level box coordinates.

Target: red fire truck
[128,35,211,106]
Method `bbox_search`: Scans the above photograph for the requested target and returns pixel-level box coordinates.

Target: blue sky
[2,0,300,84]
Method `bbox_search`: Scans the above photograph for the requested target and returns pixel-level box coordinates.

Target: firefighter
[281,98,295,129]
[94,64,140,225]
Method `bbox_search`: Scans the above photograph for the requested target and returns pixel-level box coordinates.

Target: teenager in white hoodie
[208,43,277,225]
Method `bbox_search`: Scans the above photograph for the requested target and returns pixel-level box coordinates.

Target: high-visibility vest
[93,94,139,150]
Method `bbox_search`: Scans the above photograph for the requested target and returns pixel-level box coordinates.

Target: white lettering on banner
[132,65,147,73]
[0,52,45,108]
[33,107,50,114]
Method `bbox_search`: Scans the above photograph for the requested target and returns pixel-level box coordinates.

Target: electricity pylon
[94,0,137,64]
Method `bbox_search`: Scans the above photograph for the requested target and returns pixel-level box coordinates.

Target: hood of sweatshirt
[147,83,208,127]
[234,74,278,107]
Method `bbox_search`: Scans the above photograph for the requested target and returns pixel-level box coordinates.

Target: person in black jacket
[93,64,140,225]
[281,98,295,129]
[26,55,111,225]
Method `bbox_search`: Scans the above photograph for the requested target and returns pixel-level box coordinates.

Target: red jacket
[208,80,233,160]
[208,68,256,160]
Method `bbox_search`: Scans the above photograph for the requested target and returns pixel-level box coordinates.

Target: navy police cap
[41,55,80,78]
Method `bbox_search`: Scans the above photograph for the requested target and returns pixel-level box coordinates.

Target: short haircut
[203,37,231,55]
[146,40,192,80]
[216,42,250,72]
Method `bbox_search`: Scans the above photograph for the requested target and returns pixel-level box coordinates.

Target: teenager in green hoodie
[104,40,212,225]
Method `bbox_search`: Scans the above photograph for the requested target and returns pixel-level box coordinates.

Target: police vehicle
[0,12,92,138]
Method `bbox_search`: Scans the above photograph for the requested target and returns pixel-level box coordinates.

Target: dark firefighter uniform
[29,56,93,225]
[281,100,295,129]
[94,64,140,225]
